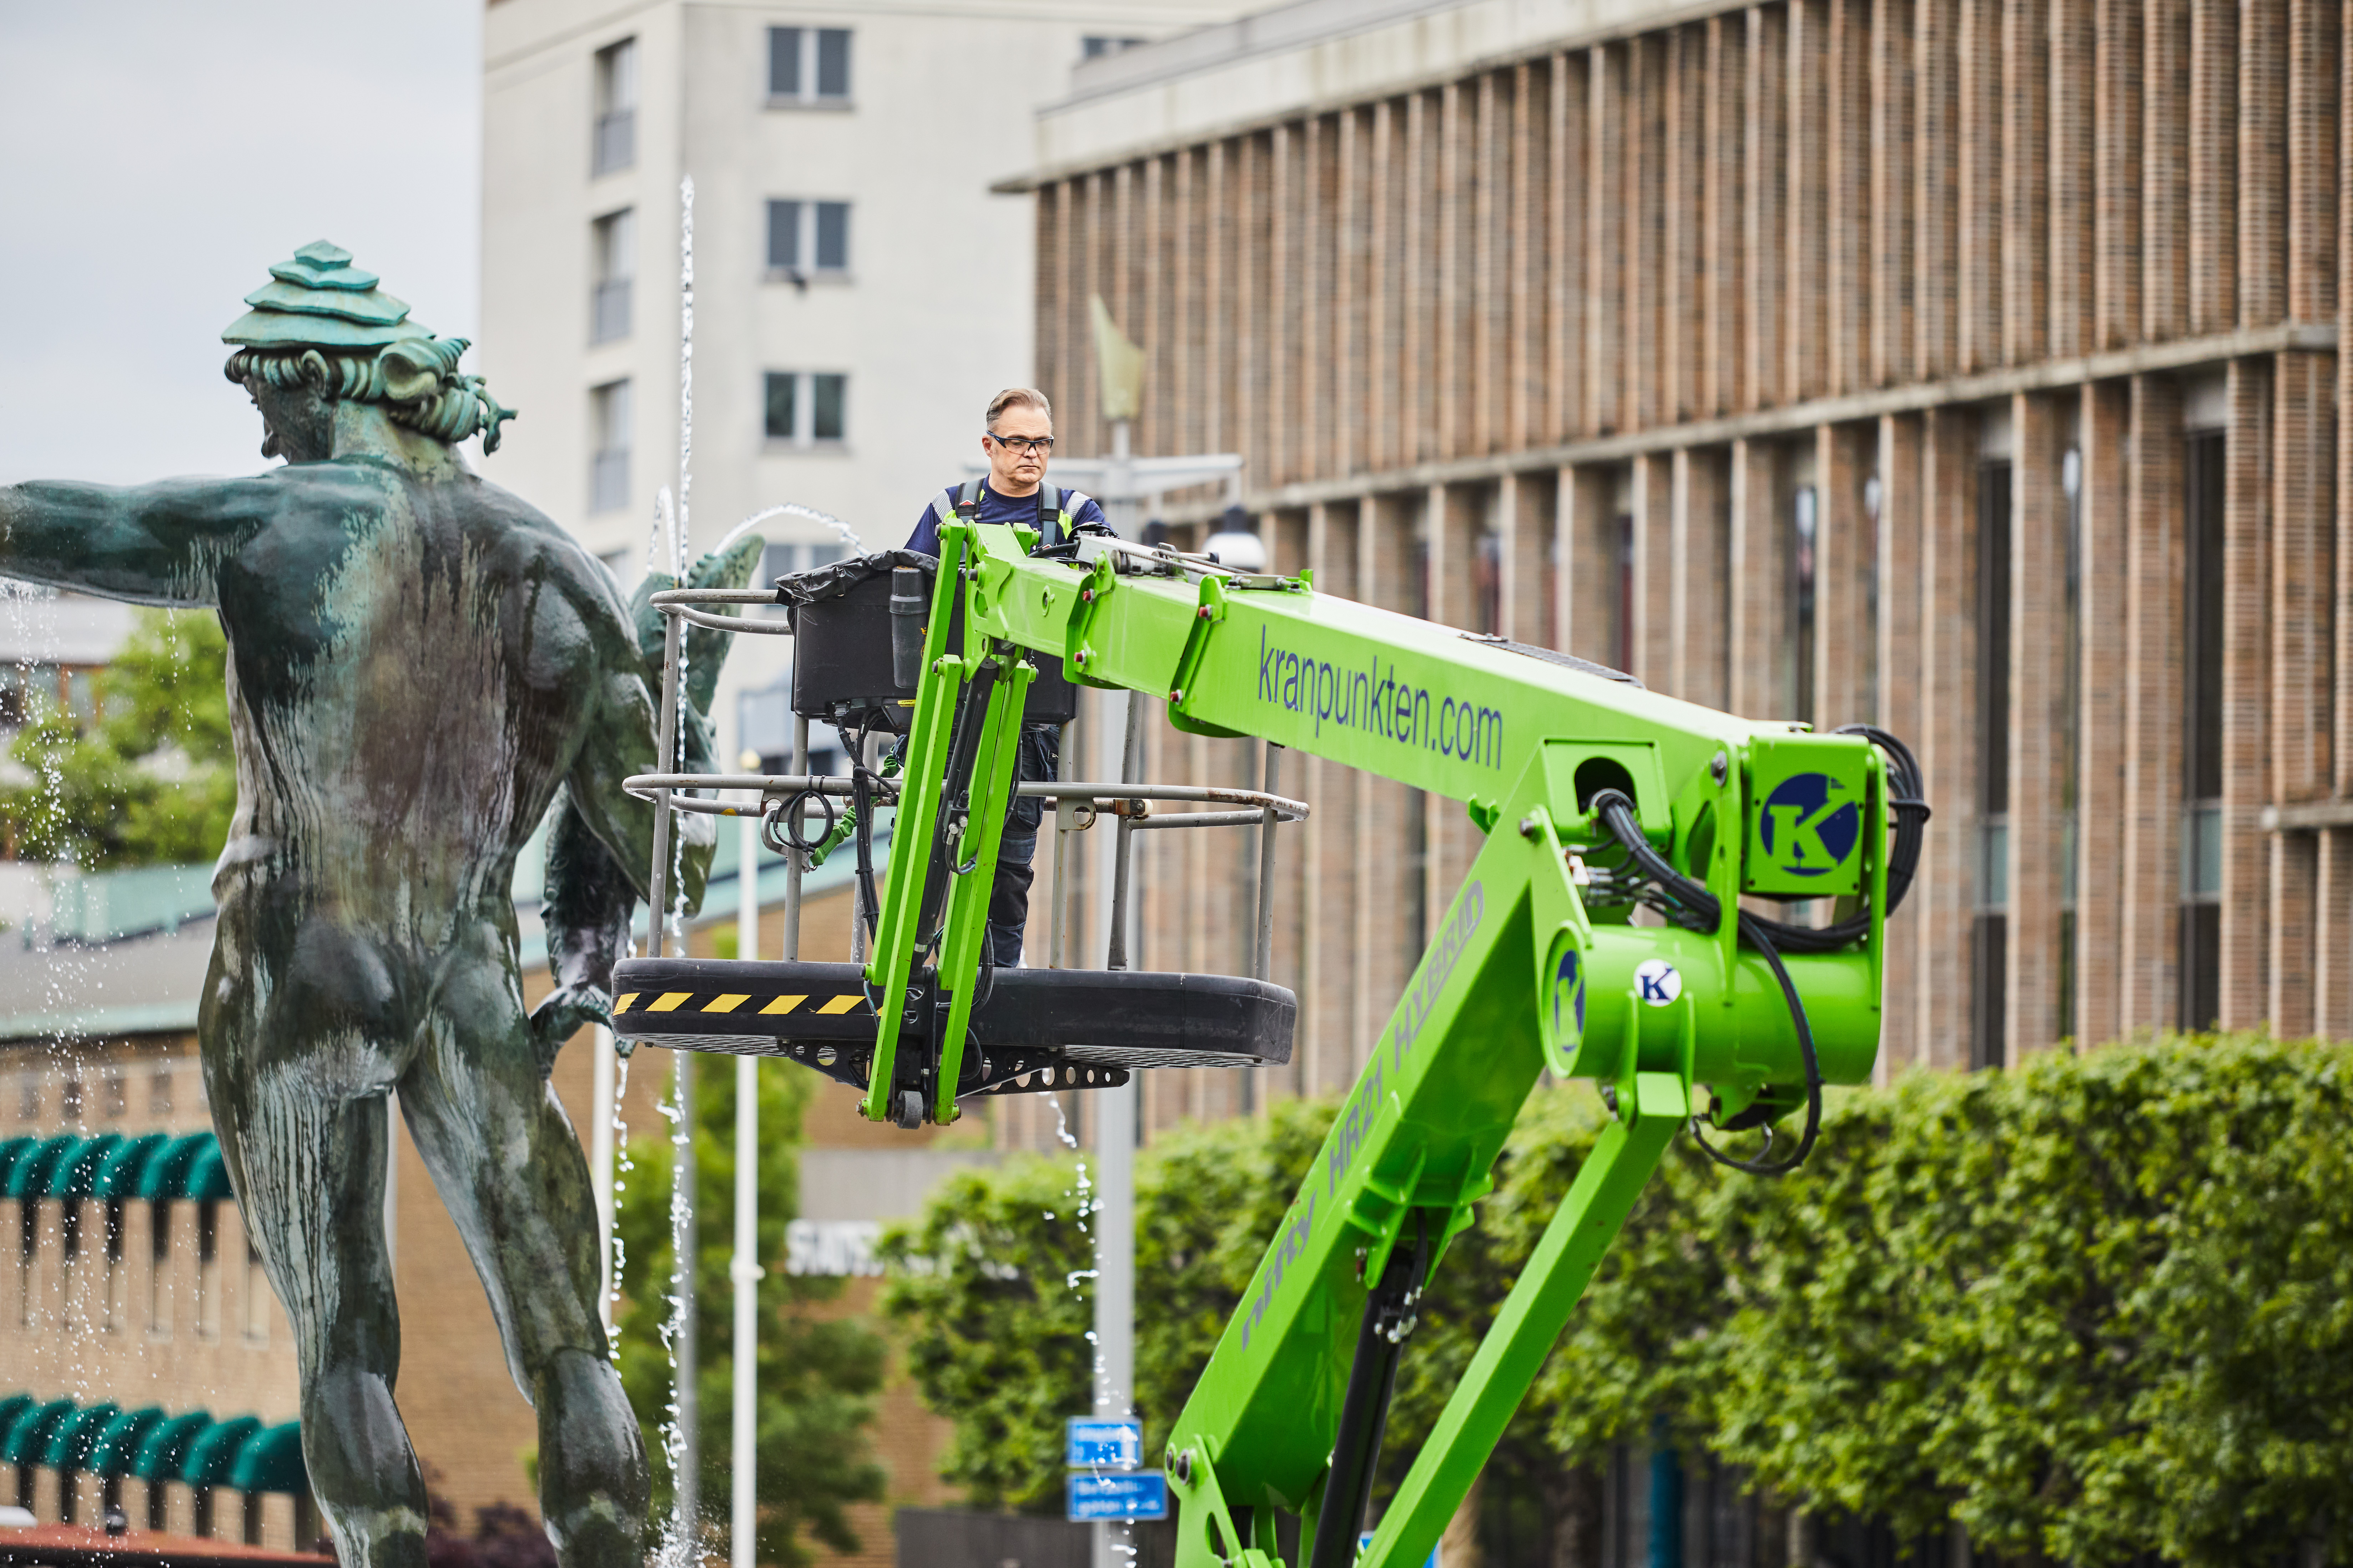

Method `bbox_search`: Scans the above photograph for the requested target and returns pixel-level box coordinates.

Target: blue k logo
[1758,773,1861,879]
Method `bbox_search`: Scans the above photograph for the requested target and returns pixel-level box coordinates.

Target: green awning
[0,1396,31,1442]
[181,1415,261,1487]
[92,1133,169,1199]
[132,1410,213,1482]
[228,1421,305,1495]
[48,1133,123,1199]
[135,1132,212,1201]
[182,1136,235,1202]
[44,1402,119,1472]
[0,1138,34,1190]
[3,1398,75,1465]
[86,1406,165,1477]
[4,1135,77,1199]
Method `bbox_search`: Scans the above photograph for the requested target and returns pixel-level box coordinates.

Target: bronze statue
[0,242,753,1567]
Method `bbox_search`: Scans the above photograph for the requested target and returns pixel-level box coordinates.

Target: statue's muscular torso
[210,458,636,943]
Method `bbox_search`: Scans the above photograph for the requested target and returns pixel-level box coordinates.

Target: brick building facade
[991,0,2350,1141]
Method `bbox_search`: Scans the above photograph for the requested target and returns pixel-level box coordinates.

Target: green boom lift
[615,517,1926,1568]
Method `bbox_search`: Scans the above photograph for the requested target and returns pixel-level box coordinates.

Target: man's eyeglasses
[990,434,1054,456]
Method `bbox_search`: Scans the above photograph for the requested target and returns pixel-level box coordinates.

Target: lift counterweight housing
[620,516,1921,1568]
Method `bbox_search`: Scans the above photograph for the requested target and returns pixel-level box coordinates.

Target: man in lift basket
[906,386,1107,967]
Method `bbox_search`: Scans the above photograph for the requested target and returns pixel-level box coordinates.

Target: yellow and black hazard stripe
[611,990,868,1019]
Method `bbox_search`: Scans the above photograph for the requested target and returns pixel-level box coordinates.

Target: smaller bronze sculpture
[0,242,755,1568]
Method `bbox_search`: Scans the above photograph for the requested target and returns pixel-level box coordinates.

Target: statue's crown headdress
[221,241,516,453]
[222,241,432,351]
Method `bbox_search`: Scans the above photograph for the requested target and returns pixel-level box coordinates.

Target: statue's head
[221,241,516,463]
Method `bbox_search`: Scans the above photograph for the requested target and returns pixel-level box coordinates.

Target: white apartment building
[479,0,1252,772]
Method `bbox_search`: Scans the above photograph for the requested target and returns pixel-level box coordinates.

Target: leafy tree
[885,1038,2353,1566]
[613,1057,888,1567]
[880,1098,1337,1512]
[1,607,235,866]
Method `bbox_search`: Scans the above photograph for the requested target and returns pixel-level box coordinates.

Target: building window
[1973,456,2013,1071]
[593,37,638,176]
[61,1075,82,1123]
[17,1074,40,1122]
[591,208,634,343]
[147,1203,171,1336]
[1082,35,1148,59]
[1789,483,1819,726]
[196,1200,221,1339]
[2181,428,2227,1031]
[765,200,852,277]
[148,1066,172,1117]
[764,371,847,445]
[101,1072,125,1119]
[103,1199,126,1334]
[590,380,633,513]
[768,27,852,103]
[2057,444,2084,1041]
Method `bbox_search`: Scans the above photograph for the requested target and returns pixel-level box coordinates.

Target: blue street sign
[1069,1471,1168,1522]
[1065,1417,1144,1470]
[1358,1532,1441,1568]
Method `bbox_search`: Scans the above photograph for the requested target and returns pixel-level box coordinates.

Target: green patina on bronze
[0,243,759,1568]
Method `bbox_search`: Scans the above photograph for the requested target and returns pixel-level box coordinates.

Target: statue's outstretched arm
[530,788,639,1070]
[0,476,279,605]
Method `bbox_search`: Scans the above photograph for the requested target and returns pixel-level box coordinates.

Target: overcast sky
[0,1,482,486]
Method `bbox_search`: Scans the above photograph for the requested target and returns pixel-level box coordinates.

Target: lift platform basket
[779,552,1078,732]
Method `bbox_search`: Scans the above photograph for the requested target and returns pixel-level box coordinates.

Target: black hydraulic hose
[1584,788,1824,1175]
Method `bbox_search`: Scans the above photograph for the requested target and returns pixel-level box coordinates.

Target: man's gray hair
[986,387,1053,430]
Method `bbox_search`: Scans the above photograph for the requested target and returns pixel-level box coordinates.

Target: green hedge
[882,1037,2353,1565]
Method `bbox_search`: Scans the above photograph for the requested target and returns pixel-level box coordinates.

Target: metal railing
[630,587,1307,977]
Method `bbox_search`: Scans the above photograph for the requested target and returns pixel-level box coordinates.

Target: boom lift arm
[623,516,1925,1568]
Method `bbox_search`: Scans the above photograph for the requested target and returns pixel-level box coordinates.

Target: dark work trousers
[989,724,1061,966]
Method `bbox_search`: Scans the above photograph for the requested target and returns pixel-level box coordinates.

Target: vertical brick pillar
[2285,0,2341,324]
[2006,393,2067,1057]
[1665,27,1707,423]
[1504,471,1556,648]
[1357,494,1424,1066]
[2142,0,2192,340]
[1728,439,1784,719]
[1827,0,1874,394]
[1705,15,1747,415]
[1509,64,1541,453]
[2077,381,2131,1048]
[1957,0,2006,369]
[1625,39,1666,432]
[2188,0,2239,332]
[2047,0,2096,359]
[2329,27,2353,1039]
[1875,415,1925,1073]
[1744,5,1789,409]
[2270,352,2333,1034]
[1562,464,1623,667]
[1549,54,1587,442]
[2001,0,2050,364]
[1672,448,1731,712]
[1870,0,1915,388]
[2218,358,2274,1028]
[1424,485,1485,926]
[1587,48,1625,434]
[1914,0,1961,378]
[2120,375,2186,1032]
[1916,409,1979,1068]
[2093,0,2143,350]
[1815,423,1875,730]
[2238,0,2289,328]
[1305,502,1360,1092]
[1786,0,1831,400]
[1437,84,1468,462]
[1630,453,1675,690]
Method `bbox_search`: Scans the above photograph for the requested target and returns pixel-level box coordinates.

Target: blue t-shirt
[906,482,1106,556]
